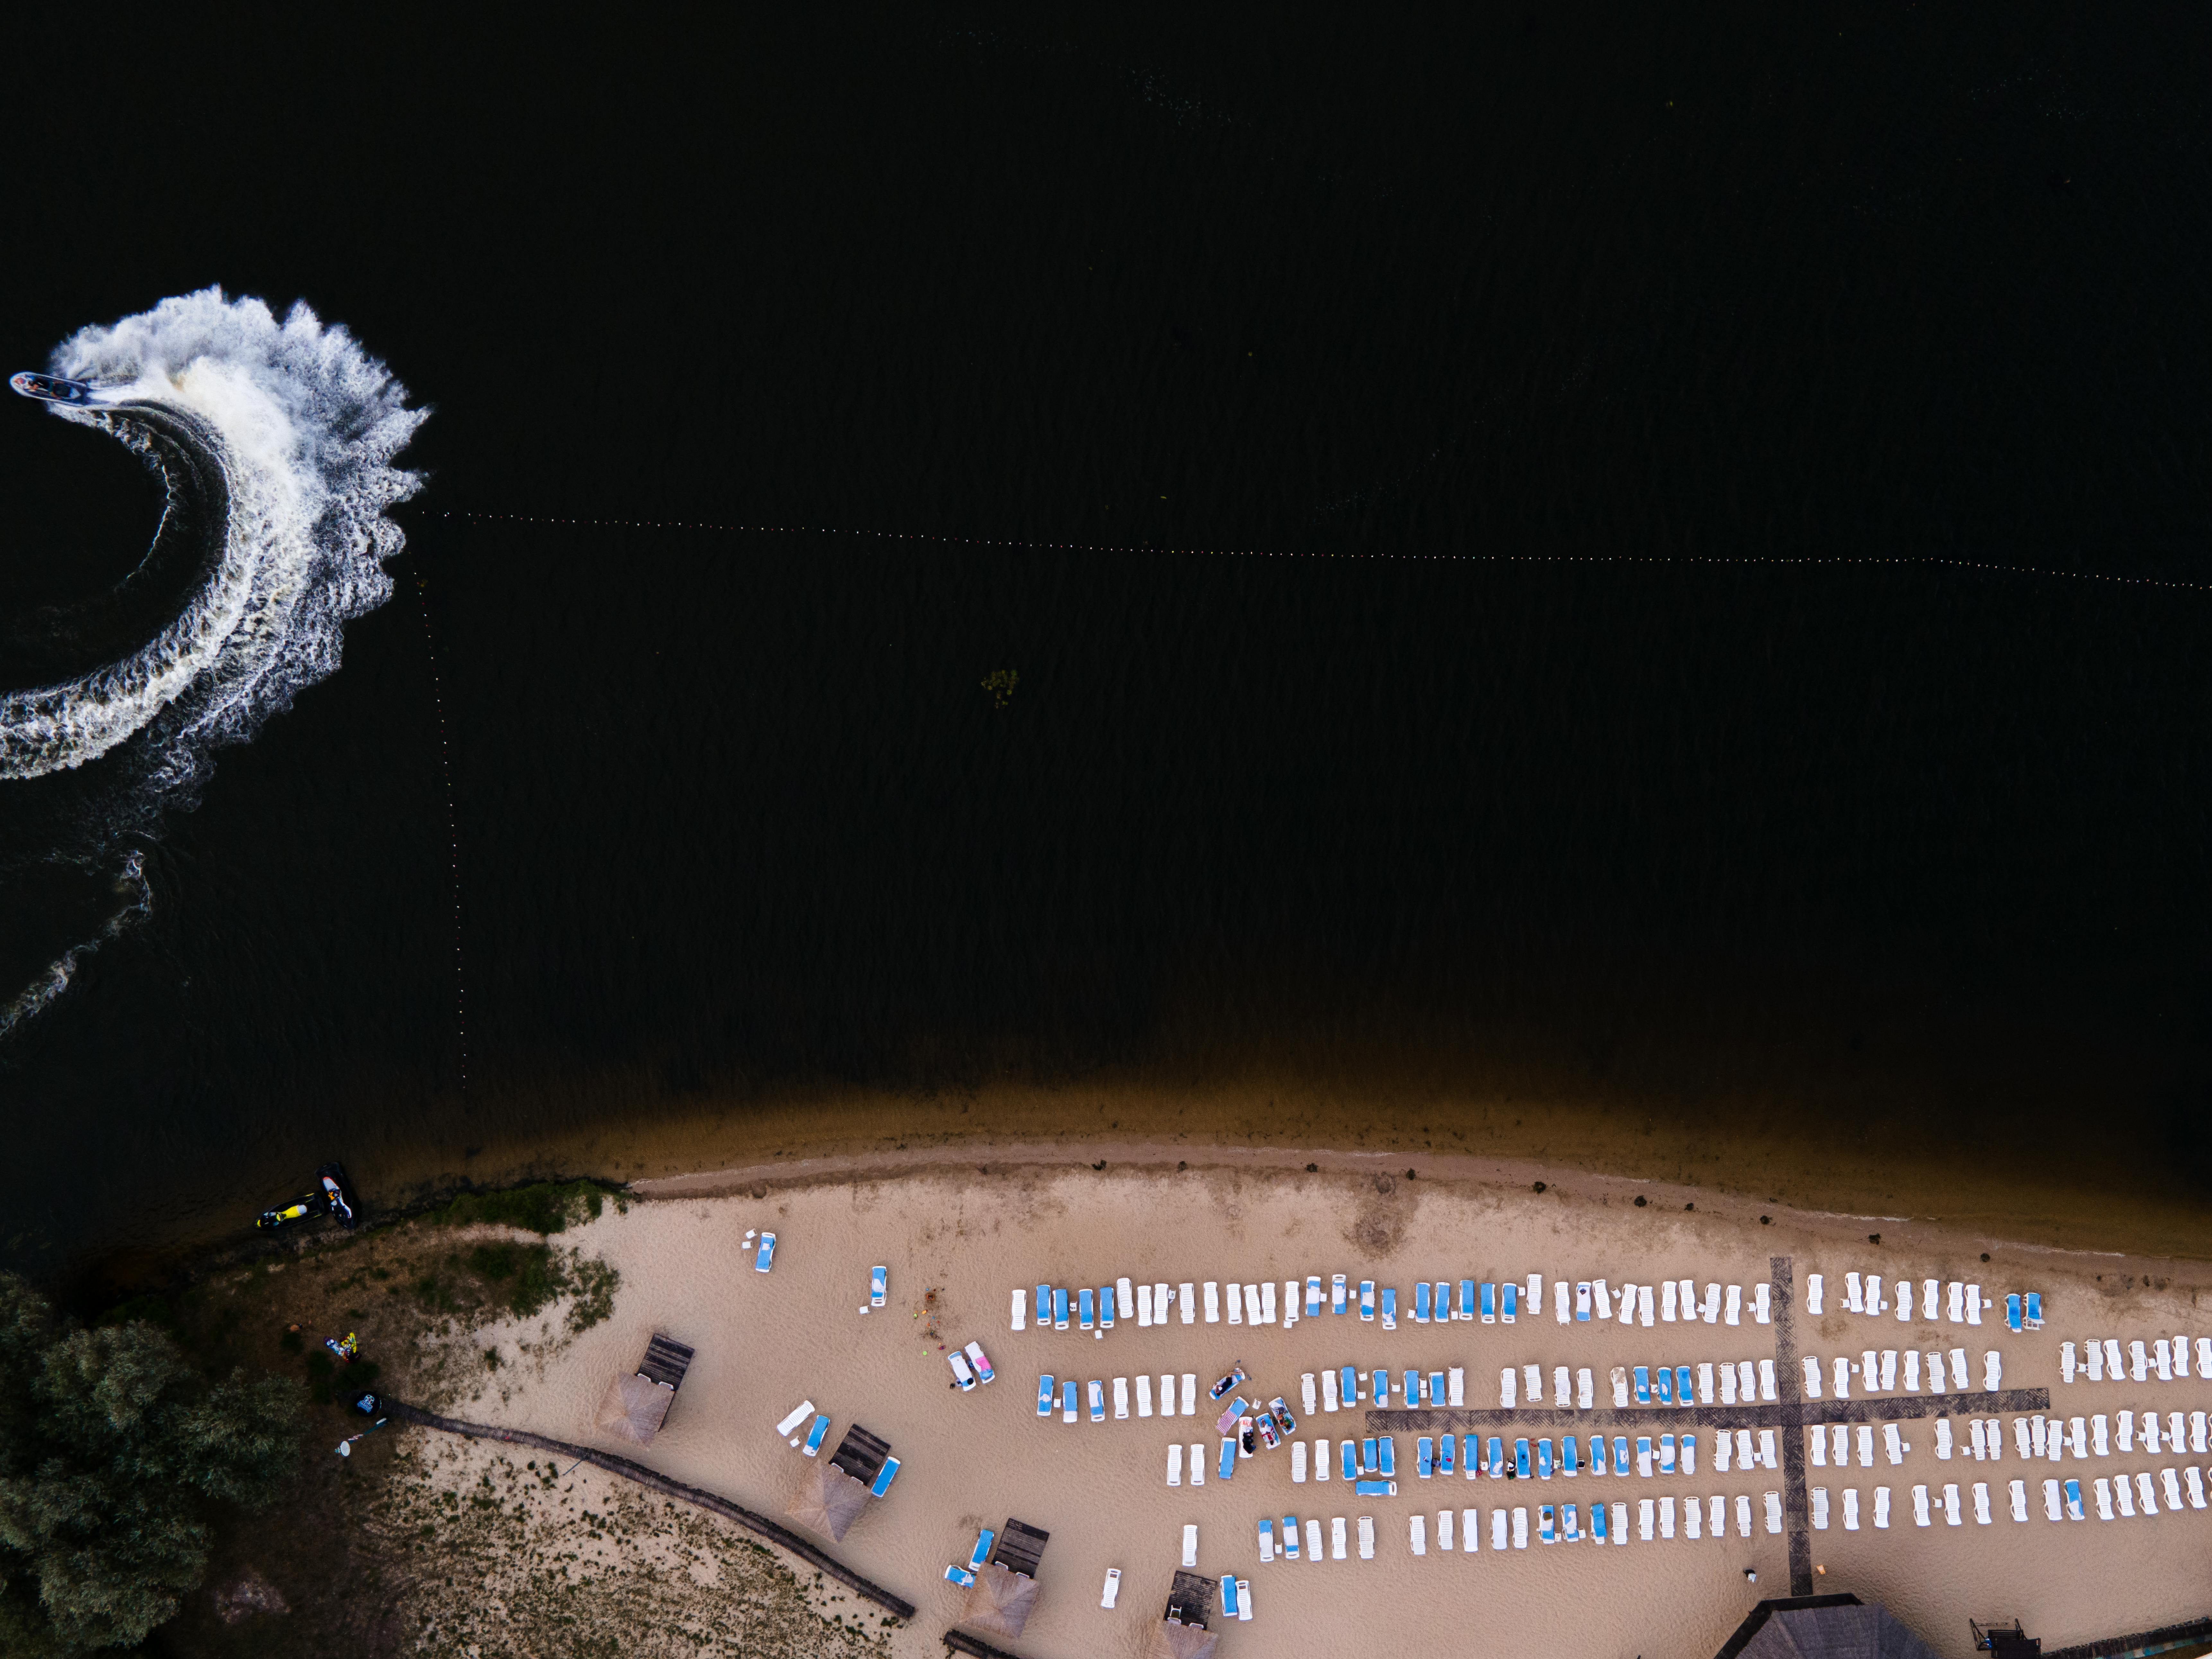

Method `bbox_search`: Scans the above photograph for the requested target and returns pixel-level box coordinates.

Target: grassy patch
[432,1180,608,1236]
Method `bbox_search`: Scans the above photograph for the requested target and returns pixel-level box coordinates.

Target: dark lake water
[1,12,2207,1279]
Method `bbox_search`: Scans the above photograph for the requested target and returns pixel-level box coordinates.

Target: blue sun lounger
[1439,1431,1456,1475]
[1053,1288,1069,1330]
[2065,1478,2084,1521]
[1036,1375,1054,1416]
[1341,1366,1358,1406]
[1062,1379,1077,1422]
[1035,1284,1050,1325]
[1633,1366,1652,1405]
[1592,1499,1610,1542]
[1414,1281,1431,1323]
[1456,1280,1474,1321]
[1562,1502,1581,1541]
[1635,1436,1652,1476]
[1613,1436,1631,1476]
[1341,1439,1358,1480]
[1537,1438,1553,1479]
[1218,1437,1237,1481]
[1221,1576,1240,1620]
[945,1526,994,1585]
[1487,1436,1504,1478]
[1360,1436,1377,1473]
[1380,1287,1396,1328]
[1098,1288,1114,1329]
[1079,1288,1095,1330]
[1257,1518,1273,1561]
[1088,1381,1105,1422]
[1562,1435,1580,1476]
[1480,1282,1496,1323]
[1354,1479,1397,1497]
[1576,1282,1592,1322]
[1373,1370,1389,1407]
[1405,1368,1421,1405]
[870,1265,887,1306]
[1682,1434,1696,1470]
[2024,1291,2044,1329]
[1429,1370,1444,1407]
[1359,1280,1376,1321]
[1306,1275,1322,1316]
[1515,1438,1531,1479]
[1281,1515,1300,1559]
[1654,1366,1673,1406]
[803,1415,830,1456]
[2007,1293,2023,1334]
[1418,1437,1434,1479]
[1379,1436,1396,1477]
[1659,1434,1675,1475]
[1676,1366,1694,1405]
[1502,1283,1518,1323]
[1539,1504,1556,1543]
[1332,1275,1348,1314]
[871,1457,900,1497]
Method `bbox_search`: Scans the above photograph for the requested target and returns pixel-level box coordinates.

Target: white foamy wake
[1,287,426,783]
[0,289,425,1034]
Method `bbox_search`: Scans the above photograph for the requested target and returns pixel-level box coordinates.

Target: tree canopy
[0,1274,302,1655]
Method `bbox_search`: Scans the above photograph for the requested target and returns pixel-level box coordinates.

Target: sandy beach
[381,1144,2212,1658]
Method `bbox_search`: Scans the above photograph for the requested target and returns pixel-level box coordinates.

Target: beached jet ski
[254,1161,362,1230]
[9,372,97,405]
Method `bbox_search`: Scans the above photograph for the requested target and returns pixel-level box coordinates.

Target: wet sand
[415,1147,2212,1657]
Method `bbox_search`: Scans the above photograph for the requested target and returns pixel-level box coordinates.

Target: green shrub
[433,1180,608,1236]
[0,1274,303,1654]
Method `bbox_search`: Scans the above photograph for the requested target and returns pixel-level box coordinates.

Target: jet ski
[9,371,97,406]
[254,1162,363,1230]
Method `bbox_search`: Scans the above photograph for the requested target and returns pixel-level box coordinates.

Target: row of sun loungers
[1039,1372,1203,1420]
[2061,1336,2210,1383]
[1799,1348,2002,1397]
[1484,1358,1780,1409]
[1013,1275,1778,1334]
[1805,1275,2038,1327]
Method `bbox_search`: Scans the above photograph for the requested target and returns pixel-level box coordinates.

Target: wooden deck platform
[828,1423,891,1486]
[636,1333,695,1389]
[989,1518,1049,1578]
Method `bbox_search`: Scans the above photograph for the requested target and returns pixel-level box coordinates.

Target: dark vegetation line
[383,1401,919,1620]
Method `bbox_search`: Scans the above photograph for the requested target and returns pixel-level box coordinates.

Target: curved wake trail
[0,288,426,1032]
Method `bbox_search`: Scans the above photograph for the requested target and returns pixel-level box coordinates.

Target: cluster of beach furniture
[997,1258,2212,1628]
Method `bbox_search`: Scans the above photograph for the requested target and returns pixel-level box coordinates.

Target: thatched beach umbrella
[783,1460,870,1543]
[959,1561,1039,1640]
[1141,1619,1220,1659]
[593,1373,674,1446]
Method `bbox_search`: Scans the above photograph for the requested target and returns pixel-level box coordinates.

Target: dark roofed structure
[989,1518,1049,1578]
[1164,1571,1217,1628]
[1717,1596,1942,1659]
[828,1423,891,1487]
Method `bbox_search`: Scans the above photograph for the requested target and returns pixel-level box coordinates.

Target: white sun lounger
[1490,1508,1508,1550]
[1118,1278,1134,1323]
[1115,1378,1130,1419]
[2135,1472,2157,1516]
[1326,1517,1344,1560]
[2104,1338,2123,1378]
[1845,1272,1862,1313]
[1010,1287,1024,1331]
[1136,1283,1153,1327]
[2076,1417,2092,1458]
[1759,1429,1778,1470]
[1307,1517,1325,1560]
[1753,1283,1771,1324]
[1923,1278,1939,1319]
[1912,1485,1931,1527]
[1763,1492,1783,1535]
[1984,1351,2002,1391]
[1555,1280,1569,1323]
[1832,1357,1851,1398]
[1190,1443,1204,1486]
[1802,1357,1823,1398]
[1724,1284,1741,1325]
[1511,1509,1528,1551]
[1409,1514,1426,1556]
[1944,1483,1963,1524]
[1577,1368,1593,1410]
[2131,1339,2148,1382]
[1759,1360,1776,1400]
[1873,1487,1891,1529]
[2039,1478,2059,1521]
[2095,1476,2114,1520]
[1499,1368,1517,1409]
[1292,1440,1307,1482]
[1225,1282,1240,1325]
[1844,1488,1860,1530]
[2185,1467,2206,1509]
[775,1400,816,1439]
[2114,1475,2134,1517]
[1204,1282,1220,1323]
[1950,1347,1969,1391]
[2009,1479,2027,1522]
[1811,1487,1829,1530]
[1925,1421,1942,1462]
[1967,1285,1982,1325]
[1638,1284,1655,1326]
[1266,1281,1281,1325]
[1661,1280,1677,1322]
[1592,1279,1612,1319]
[1462,1509,1479,1552]
[1438,1509,1454,1550]
[1881,1350,1897,1390]
[1246,1283,1264,1325]
[1358,1515,1376,1560]
[1947,1280,1964,1323]
[1860,1350,1877,1391]
[1138,1375,1154,1418]
[1179,1283,1196,1325]
[1905,1350,1921,1392]
[1323,1368,1340,1412]
[1450,1368,1466,1408]
[1167,1444,1183,1486]
[1183,1375,1198,1415]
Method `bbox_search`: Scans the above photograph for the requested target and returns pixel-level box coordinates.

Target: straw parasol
[959,1560,1039,1640]
[783,1460,870,1543]
[594,1373,674,1446]
[1141,1619,1220,1659]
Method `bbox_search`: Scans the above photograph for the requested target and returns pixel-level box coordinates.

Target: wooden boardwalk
[384,1400,916,1619]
